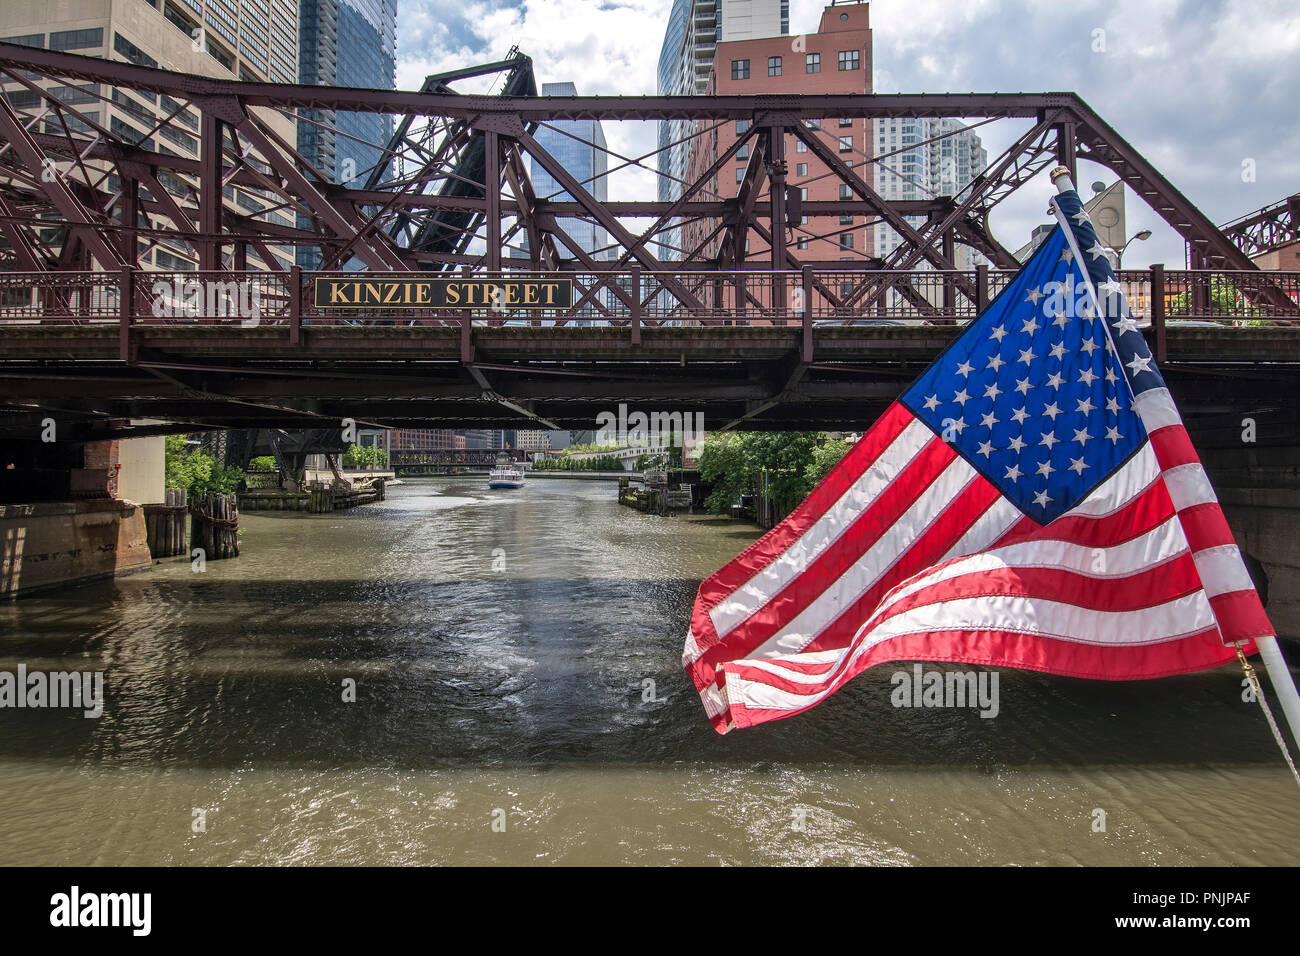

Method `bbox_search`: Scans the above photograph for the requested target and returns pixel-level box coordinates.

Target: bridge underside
[3,326,1299,447]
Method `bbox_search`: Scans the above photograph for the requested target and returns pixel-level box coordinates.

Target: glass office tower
[297,0,397,267]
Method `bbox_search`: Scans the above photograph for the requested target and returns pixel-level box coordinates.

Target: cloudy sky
[396,0,1299,266]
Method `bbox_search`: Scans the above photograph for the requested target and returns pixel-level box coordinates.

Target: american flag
[683,178,1273,734]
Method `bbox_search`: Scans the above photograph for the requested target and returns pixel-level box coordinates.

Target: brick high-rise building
[683,1,873,266]
[657,0,789,260]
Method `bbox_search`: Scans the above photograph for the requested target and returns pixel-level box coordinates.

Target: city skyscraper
[656,0,788,260]
[522,82,611,261]
[297,0,397,267]
[872,117,989,270]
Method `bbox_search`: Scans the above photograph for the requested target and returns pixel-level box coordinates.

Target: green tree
[164,434,244,497]
[343,444,388,468]
[697,432,826,516]
[805,438,851,488]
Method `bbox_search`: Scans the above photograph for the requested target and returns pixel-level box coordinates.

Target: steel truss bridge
[1,42,1299,447]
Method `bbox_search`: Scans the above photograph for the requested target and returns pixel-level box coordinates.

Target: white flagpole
[1048,165,1300,752]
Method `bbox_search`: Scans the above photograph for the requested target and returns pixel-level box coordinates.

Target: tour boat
[488,454,525,490]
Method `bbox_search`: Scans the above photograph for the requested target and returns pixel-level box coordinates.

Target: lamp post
[1114,228,1153,270]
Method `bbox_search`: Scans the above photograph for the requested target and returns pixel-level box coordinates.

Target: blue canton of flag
[901,193,1161,524]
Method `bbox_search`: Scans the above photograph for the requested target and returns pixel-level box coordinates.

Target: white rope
[1237,643,1300,790]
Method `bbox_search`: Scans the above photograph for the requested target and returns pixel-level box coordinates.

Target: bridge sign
[313,275,573,309]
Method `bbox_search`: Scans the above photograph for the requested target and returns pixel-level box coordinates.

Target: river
[0,476,1297,865]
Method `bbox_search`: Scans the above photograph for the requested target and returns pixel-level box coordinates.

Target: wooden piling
[143,488,187,558]
[190,492,239,560]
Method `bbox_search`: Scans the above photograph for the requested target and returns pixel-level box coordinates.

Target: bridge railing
[1,267,1297,327]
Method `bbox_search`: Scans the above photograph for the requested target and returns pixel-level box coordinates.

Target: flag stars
[987,354,1006,372]
[1078,368,1098,386]
[1080,337,1100,356]
[1014,376,1033,395]
[1049,341,1068,361]
[1072,426,1092,446]
[1104,367,1118,385]
[1105,395,1122,414]
[1021,316,1041,335]
[1072,209,1093,226]
[1060,247,1075,265]
[1011,406,1030,425]
[1086,240,1109,261]
[980,410,999,429]
[1033,489,1053,508]
[1068,456,1090,475]
[1045,371,1065,389]
[1005,463,1023,482]
[1025,287,1044,306]
[1075,397,1096,415]
[1035,460,1055,478]
[1007,434,1027,453]
[1112,313,1141,337]
[952,388,971,406]
[923,394,940,411]
[1017,346,1038,365]
[990,325,1009,343]
[977,440,994,458]
[983,382,1003,401]
[1105,425,1123,445]
[1127,353,1154,376]
[1039,430,1060,451]
[1041,401,1063,421]
[954,360,974,377]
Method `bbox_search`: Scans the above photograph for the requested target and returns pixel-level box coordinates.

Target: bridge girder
[0,41,1266,281]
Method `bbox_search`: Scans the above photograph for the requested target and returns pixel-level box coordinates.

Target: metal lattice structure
[1220,194,1300,259]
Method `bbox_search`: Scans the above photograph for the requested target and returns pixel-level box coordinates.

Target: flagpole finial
[1049,165,1075,194]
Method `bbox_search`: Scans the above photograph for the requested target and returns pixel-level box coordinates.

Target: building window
[768,56,782,77]
[796,236,809,250]
[838,117,853,128]
[840,234,854,249]
[796,163,808,177]
[840,215,854,226]
[806,52,820,73]
[52,28,105,52]
[3,89,41,109]
[3,34,44,49]
[838,50,860,71]
[736,168,746,183]
[839,184,852,200]
[795,141,807,153]
[839,136,853,153]
[736,119,750,135]
[804,118,820,129]
[800,187,809,201]
[737,144,749,159]
[731,59,750,80]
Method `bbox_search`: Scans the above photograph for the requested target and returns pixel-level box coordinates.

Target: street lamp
[1114,229,1153,269]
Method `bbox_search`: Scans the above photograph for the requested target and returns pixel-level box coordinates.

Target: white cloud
[396,0,1300,265]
